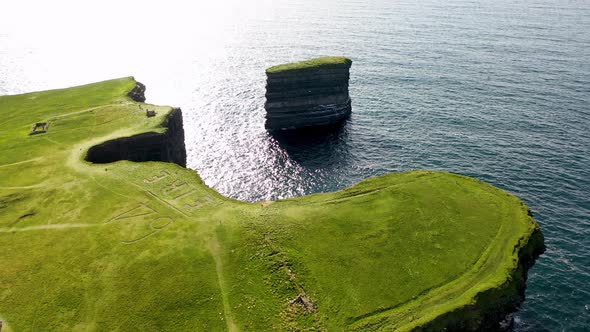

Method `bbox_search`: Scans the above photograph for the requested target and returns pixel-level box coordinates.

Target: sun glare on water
[0,0,273,103]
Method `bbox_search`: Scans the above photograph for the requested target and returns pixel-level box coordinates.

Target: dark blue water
[1,0,589,330]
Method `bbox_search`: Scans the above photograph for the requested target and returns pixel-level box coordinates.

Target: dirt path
[210,235,238,332]
[0,223,100,233]
[48,103,134,120]
[0,157,43,169]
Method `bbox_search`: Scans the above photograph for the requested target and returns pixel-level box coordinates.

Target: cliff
[0,78,544,331]
[265,56,352,130]
[85,107,186,167]
[411,219,545,332]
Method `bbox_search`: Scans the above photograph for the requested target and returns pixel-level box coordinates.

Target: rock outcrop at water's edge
[85,107,186,167]
[265,57,352,130]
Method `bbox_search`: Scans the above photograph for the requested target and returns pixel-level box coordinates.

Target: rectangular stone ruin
[29,122,49,135]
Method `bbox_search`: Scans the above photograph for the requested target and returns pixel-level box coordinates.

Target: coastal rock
[85,107,186,167]
[127,80,146,102]
[265,57,352,130]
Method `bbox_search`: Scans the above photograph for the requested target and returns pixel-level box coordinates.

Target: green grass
[266,56,352,74]
[0,78,542,331]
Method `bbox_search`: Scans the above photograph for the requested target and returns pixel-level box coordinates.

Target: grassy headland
[0,78,542,331]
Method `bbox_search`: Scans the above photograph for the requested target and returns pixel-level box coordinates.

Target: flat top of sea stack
[0,78,543,331]
[266,56,352,74]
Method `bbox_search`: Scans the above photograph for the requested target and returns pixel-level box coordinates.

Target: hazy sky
[0,0,279,100]
[1,0,262,55]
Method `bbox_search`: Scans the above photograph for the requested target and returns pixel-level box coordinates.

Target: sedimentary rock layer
[265,57,352,130]
[85,107,186,167]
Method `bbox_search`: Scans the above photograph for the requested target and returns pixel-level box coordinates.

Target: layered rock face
[85,108,186,167]
[265,57,352,130]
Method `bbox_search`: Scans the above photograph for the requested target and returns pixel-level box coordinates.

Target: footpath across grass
[0,78,542,331]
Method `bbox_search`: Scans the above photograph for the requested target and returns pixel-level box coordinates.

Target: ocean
[1,0,588,330]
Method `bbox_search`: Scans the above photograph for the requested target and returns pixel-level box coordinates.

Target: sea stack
[265,56,352,130]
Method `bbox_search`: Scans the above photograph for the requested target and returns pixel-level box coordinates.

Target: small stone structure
[289,294,315,312]
[29,122,49,135]
[146,109,156,117]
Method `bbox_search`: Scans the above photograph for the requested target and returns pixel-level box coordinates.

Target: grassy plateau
[266,57,352,74]
[0,78,542,331]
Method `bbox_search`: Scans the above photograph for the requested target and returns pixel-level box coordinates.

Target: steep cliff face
[265,57,352,130]
[85,108,186,167]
